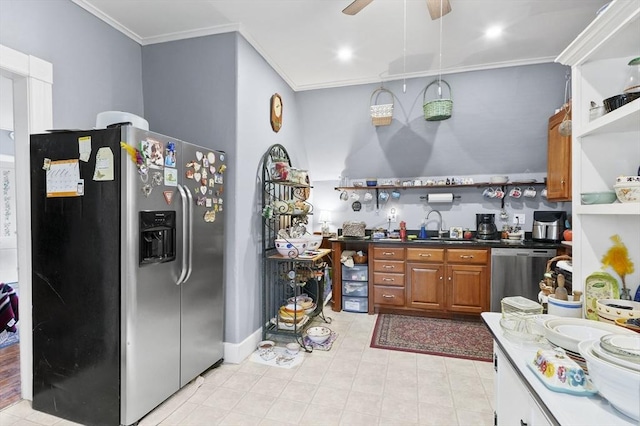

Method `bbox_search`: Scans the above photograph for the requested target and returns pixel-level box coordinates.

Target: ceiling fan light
[342,0,374,15]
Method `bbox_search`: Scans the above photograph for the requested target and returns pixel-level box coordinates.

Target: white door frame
[0,44,53,400]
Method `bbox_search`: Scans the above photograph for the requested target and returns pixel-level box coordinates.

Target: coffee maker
[476,213,498,240]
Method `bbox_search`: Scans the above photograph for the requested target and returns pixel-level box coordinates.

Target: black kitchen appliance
[532,211,567,242]
[476,213,498,240]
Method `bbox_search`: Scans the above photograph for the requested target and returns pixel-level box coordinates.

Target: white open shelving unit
[556,0,640,302]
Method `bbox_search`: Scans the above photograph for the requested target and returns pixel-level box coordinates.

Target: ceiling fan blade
[342,0,374,16]
[426,0,452,20]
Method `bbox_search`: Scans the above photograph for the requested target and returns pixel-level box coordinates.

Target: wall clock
[270,93,283,133]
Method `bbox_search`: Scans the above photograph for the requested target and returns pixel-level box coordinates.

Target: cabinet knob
[382,251,395,256]
[439,276,443,280]
[419,253,432,257]
[448,276,452,281]
[561,179,565,185]
[460,255,473,259]
[383,265,395,269]
[382,278,394,282]
[382,294,395,298]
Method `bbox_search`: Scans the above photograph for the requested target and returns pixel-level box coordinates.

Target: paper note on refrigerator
[46,159,82,197]
[93,147,114,181]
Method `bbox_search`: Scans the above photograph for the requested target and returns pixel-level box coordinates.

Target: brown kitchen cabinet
[370,245,490,316]
[547,108,572,201]
[371,246,406,310]
[445,248,490,314]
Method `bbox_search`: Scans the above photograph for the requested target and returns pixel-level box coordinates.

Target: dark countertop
[331,231,565,250]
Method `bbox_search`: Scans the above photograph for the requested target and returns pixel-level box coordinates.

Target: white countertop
[481,312,636,426]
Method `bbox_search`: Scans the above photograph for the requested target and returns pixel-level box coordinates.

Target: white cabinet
[494,344,552,426]
[556,1,640,299]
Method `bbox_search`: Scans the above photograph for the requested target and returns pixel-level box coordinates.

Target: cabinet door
[406,262,445,310]
[446,264,487,314]
[495,346,552,426]
[547,109,572,201]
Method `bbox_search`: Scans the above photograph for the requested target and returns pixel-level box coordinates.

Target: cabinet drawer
[373,286,405,306]
[342,281,368,297]
[373,247,405,260]
[406,248,444,262]
[373,272,405,287]
[446,248,488,265]
[373,260,405,273]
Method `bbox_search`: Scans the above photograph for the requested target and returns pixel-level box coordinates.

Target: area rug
[370,314,493,362]
[0,328,19,350]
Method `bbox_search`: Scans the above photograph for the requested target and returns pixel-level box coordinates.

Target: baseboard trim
[223,327,262,364]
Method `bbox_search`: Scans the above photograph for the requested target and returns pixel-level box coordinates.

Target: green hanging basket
[423,79,453,121]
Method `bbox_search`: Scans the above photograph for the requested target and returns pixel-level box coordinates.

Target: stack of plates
[542,318,636,372]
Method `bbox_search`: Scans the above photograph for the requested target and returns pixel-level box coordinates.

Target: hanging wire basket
[369,88,395,126]
[423,79,453,121]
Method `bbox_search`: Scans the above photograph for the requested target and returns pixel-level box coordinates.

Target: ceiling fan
[342,0,452,19]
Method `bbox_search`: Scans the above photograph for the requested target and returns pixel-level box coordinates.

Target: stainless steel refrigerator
[30,125,226,426]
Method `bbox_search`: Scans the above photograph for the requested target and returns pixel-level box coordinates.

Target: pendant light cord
[403,0,407,93]
[438,0,443,97]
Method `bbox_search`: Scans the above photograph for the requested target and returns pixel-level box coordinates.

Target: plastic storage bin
[342,264,368,281]
[342,296,368,313]
[342,281,368,297]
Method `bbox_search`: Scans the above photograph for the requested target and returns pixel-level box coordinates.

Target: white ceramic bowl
[614,181,640,203]
[579,339,640,421]
[616,175,640,184]
[596,299,640,323]
[274,238,308,257]
[305,234,323,250]
[547,294,583,319]
[543,317,635,353]
[306,326,331,344]
[490,175,509,184]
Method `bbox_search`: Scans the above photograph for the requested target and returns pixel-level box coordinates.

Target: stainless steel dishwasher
[490,248,557,312]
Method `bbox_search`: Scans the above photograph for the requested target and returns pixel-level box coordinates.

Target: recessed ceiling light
[337,47,353,61]
[485,26,503,39]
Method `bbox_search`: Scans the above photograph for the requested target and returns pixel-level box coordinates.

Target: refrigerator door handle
[176,184,189,285]
[184,184,194,283]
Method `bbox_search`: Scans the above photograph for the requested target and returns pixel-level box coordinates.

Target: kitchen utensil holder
[423,79,453,121]
[370,88,394,126]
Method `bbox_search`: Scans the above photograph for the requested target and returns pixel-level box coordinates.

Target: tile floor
[0,309,495,425]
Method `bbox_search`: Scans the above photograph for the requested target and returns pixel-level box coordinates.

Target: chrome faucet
[426,209,447,238]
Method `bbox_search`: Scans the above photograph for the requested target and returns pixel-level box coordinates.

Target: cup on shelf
[494,188,505,199]
[482,187,496,198]
[509,187,522,198]
[541,188,548,198]
[523,186,537,198]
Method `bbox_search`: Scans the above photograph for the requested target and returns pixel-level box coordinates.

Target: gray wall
[0,0,143,129]
[141,33,304,344]
[300,64,571,233]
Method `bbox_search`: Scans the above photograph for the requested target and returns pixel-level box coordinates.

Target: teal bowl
[580,191,617,204]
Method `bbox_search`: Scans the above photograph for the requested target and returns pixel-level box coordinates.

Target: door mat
[370,314,493,362]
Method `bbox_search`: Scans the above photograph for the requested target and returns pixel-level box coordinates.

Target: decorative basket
[370,88,394,126]
[423,79,453,121]
[342,221,366,238]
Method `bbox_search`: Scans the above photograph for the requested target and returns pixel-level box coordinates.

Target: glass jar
[622,57,640,94]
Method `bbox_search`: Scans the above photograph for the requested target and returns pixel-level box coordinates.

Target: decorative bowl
[353,253,368,264]
[578,339,640,420]
[305,234,323,250]
[547,294,583,319]
[306,326,331,344]
[580,191,617,204]
[366,179,378,187]
[613,181,640,203]
[528,347,596,395]
[286,342,300,355]
[274,238,308,257]
[596,299,640,323]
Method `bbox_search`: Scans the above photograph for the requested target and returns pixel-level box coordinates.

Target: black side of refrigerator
[31,128,122,426]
